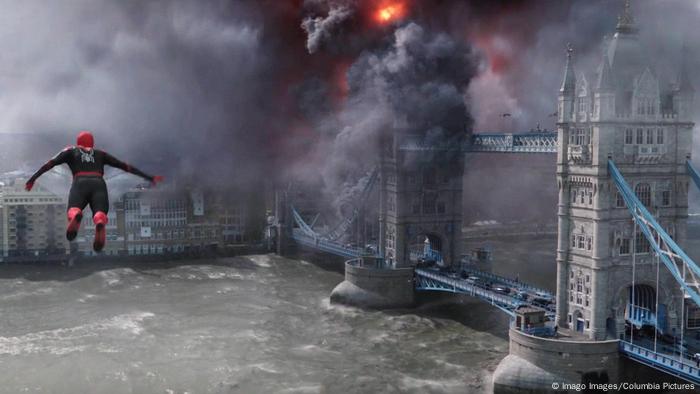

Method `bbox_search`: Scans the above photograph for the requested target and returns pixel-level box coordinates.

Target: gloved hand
[151,175,164,186]
[25,181,34,191]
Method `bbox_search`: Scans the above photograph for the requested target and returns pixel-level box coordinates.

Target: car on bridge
[493,285,510,295]
[533,291,554,301]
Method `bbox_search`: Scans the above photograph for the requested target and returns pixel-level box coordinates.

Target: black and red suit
[25,131,163,251]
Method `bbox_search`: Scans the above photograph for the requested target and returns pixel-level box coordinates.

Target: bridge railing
[520,325,556,337]
[468,132,557,153]
[511,319,556,338]
[619,341,700,384]
[396,132,558,153]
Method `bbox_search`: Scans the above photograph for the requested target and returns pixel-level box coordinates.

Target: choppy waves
[0,311,154,356]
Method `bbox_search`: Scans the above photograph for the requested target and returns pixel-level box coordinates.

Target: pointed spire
[616,0,638,35]
[560,43,576,93]
[677,42,694,93]
[597,52,614,91]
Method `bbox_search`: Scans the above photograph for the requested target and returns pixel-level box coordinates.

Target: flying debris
[501,113,512,117]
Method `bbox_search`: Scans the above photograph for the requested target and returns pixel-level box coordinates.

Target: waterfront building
[0,181,68,259]
[122,186,189,255]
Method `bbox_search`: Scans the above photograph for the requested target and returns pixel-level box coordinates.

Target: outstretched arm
[102,150,163,184]
[26,148,71,191]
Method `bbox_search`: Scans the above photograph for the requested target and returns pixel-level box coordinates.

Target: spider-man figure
[25,131,163,252]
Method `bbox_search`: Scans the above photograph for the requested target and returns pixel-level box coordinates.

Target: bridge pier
[493,328,620,393]
[330,257,415,309]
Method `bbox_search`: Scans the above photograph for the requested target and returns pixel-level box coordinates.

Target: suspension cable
[631,218,637,345]
[654,228,660,353]
[681,261,686,362]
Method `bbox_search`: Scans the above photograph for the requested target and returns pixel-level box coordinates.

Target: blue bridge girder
[397,132,558,154]
[609,160,700,308]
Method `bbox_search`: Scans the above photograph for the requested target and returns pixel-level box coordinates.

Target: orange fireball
[375,3,406,24]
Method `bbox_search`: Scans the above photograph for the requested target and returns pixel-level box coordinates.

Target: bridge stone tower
[555,3,694,340]
[378,129,465,268]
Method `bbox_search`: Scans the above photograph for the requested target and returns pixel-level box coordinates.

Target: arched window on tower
[634,183,651,208]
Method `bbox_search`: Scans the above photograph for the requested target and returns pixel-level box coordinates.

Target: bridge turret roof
[559,44,576,94]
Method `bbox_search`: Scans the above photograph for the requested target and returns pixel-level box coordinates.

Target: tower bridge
[272,1,700,389]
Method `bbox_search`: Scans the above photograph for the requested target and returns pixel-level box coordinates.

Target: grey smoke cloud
[302,2,355,54]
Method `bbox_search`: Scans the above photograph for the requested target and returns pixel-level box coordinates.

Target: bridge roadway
[457,266,552,300]
[414,268,555,319]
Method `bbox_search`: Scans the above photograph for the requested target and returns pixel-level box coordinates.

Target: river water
[0,244,542,394]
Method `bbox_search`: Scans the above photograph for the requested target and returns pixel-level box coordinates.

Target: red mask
[77,131,94,149]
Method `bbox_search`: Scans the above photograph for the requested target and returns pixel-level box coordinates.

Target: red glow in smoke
[333,61,351,103]
[474,36,512,74]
